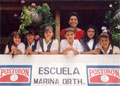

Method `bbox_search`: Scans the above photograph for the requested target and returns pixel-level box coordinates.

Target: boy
[60,27,83,55]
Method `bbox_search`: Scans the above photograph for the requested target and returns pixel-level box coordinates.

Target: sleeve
[51,39,59,51]
[79,30,84,39]
[35,41,42,52]
[113,46,120,54]
[4,45,9,54]
[76,40,84,53]
[60,29,66,39]
[17,43,25,54]
[60,40,66,53]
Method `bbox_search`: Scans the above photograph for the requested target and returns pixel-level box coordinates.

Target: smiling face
[44,29,53,40]
[26,34,34,44]
[65,31,75,42]
[87,28,95,39]
[13,34,21,46]
[100,37,110,49]
[68,16,79,28]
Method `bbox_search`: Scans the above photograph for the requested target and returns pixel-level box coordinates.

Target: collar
[101,44,112,54]
[28,41,35,47]
[43,38,51,45]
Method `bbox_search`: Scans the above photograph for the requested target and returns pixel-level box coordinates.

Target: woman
[60,27,83,55]
[99,28,120,54]
[80,25,100,54]
[60,12,84,39]
[38,26,59,54]
[4,31,25,55]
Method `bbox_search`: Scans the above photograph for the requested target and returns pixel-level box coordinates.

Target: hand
[11,45,17,52]
[26,47,32,54]
[67,45,73,50]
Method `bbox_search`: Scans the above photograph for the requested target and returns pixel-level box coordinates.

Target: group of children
[4,25,120,55]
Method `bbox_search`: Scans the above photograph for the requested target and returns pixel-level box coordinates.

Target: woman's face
[13,35,21,45]
[44,29,53,40]
[68,16,79,28]
[65,31,75,42]
[100,37,110,49]
[87,28,95,39]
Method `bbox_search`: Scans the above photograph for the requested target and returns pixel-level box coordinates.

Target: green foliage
[112,33,120,47]
[18,3,56,35]
[104,0,120,47]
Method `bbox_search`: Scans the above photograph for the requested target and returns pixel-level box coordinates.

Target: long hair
[84,25,98,45]
[7,31,22,52]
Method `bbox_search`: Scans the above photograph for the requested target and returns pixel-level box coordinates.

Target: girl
[38,26,59,54]
[60,27,83,55]
[80,25,100,54]
[99,28,120,54]
[24,30,39,55]
[60,12,84,39]
[4,31,25,55]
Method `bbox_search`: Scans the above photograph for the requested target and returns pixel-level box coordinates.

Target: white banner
[0,55,120,86]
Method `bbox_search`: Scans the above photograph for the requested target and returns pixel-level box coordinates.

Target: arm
[39,50,59,54]
[25,47,38,55]
[10,45,22,54]
[70,48,79,55]
[61,48,71,55]
[81,48,100,54]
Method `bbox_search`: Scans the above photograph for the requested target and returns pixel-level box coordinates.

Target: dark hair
[68,12,80,24]
[64,27,75,34]
[7,31,22,52]
[43,26,55,39]
[84,25,98,45]
[26,29,35,35]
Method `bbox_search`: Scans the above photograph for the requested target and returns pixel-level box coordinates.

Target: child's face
[68,16,78,28]
[26,34,34,43]
[100,37,110,49]
[44,29,53,40]
[87,28,95,39]
[13,35,21,45]
[65,31,75,42]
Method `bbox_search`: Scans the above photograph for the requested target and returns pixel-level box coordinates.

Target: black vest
[39,38,53,52]
[80,39,95,51]
[25,40,37,51]
[100,50,113,54]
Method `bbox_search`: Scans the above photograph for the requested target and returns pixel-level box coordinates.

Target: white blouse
[26,41,40,52]
[4,42,25,54]
[37,39,59,52]
[87,39,99,50]
[100,44,120,54]
[60,39,83,54]
[81,39,99,51]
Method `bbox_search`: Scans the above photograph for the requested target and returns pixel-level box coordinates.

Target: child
[24,30,39,54]
[38,26,59,54]
[4,31,25,55]
[99,28,120,54]
[80,25,100,54]
[60,27,83,55]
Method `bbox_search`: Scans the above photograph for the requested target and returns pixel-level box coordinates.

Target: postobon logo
[87,65,120,86]
[0,65,32,86]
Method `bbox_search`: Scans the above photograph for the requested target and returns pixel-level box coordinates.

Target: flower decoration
[18,3,56,35]
[21,0,25,4]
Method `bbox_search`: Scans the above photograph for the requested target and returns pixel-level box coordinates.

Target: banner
[0,55,120,86]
